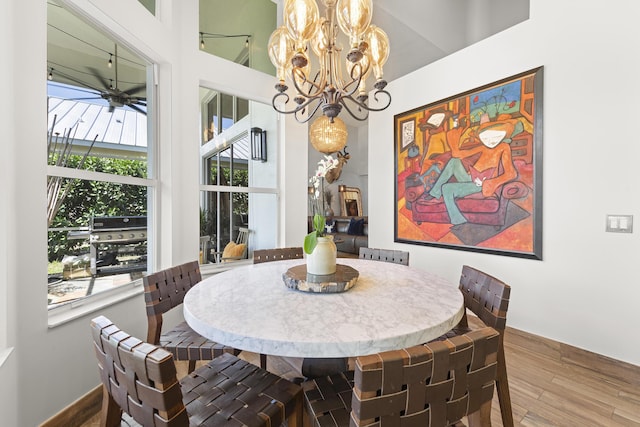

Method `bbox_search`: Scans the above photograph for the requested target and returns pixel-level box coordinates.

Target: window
[202,91,249,145]
[47,4,153,309]
[137,0,155,15]
[198,0,277,75]
[199,88,278,266]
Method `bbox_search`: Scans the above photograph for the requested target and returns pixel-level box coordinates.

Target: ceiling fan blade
[66,97,104,101]
[86,66,112,91]
[126,83,147,95]
[128,104,147,115]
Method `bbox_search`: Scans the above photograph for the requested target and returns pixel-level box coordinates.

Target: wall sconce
[251,127,267,162]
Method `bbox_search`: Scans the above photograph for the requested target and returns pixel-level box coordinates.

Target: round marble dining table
[183,258,464,358]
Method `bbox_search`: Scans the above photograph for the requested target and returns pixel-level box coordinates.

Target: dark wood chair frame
[142,260,237,373]
[303,327,500,427]
[91,315,303,427]
[253,247,304,264]
[359,247,410,265]
[454,264,514,427]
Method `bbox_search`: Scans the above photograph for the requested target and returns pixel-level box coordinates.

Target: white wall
[369,0,640,366]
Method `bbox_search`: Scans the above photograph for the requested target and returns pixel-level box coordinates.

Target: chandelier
[268,0,391,125]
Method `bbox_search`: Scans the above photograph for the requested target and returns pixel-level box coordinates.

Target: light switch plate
[606,214,633,233]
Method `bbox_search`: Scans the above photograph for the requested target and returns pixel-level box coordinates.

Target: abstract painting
[394,67,543,259]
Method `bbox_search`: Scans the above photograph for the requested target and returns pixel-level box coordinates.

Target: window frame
[46,30,157,322]
[198,91,279,272]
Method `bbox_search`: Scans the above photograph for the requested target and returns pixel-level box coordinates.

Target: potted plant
[304,213,327,255]
[305,156,339,275]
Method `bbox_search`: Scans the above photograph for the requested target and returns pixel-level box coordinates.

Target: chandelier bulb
[336,0,373,48]
[268,25,294,78]
[283,0,319,45]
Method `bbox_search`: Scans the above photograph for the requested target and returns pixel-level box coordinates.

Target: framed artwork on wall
[340,186,363,217]
[394,67,543,259]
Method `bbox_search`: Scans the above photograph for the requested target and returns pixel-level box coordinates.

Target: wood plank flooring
[79,320,640,427]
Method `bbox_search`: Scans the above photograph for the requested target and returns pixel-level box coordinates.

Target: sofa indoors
[328,216,368,256]
[308,216,369,256]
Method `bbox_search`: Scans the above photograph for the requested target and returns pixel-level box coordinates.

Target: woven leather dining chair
[303,327,500,427]
[143,260,237,373]
[91,316,303,427]
[446,265,513,427]
[359,247,409,265]
[253,247,304,264]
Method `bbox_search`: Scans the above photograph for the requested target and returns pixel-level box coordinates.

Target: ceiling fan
[54,44,147,115]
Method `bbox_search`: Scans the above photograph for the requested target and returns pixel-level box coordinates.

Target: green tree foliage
[48,155,147,261]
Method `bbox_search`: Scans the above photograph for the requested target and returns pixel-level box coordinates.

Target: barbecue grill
[68,216,147,276]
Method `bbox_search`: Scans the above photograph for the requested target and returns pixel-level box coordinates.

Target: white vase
[306,235,337,275]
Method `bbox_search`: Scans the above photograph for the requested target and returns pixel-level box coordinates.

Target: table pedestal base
[302,357,349,379]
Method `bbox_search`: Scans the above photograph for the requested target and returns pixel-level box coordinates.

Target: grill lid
[91,216,147,230]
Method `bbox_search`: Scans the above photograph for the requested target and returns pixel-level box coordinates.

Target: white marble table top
[183,258,464,358]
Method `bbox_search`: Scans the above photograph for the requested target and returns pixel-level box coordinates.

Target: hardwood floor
[79,321,640,427]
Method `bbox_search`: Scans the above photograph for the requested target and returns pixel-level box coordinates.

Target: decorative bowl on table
[282,264,359,293]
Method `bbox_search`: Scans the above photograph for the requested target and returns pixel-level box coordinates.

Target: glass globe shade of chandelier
[268,0,391,125]
[309,115,348,154]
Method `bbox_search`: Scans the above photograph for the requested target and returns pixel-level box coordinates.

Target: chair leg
[260,353,267,370]
[188,360,196,373]
[287,392,304,427]
[100,384,123,427]
[496,343,514,427]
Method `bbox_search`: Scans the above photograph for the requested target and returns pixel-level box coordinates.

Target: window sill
[47,261,253,328]
[199,259,252,278]
[48,280,144,328]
